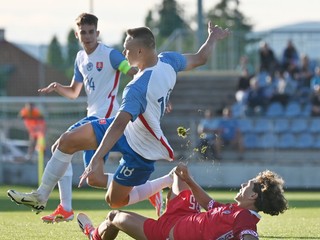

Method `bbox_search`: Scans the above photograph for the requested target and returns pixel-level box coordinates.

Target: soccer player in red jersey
[77,162,288,240]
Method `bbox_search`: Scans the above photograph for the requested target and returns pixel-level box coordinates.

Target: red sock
[92,228,102,240]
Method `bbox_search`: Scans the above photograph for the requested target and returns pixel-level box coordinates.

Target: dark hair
[126,27,155,49]
[254,170,288,216]
[75,13,98,28]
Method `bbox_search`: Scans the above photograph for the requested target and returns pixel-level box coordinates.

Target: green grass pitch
[1,186,320,239]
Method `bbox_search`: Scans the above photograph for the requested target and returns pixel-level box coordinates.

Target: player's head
[253,170,288,216]
[75,13,98,29]
[122,27,156,67]
[74,13,99,53]
[126,27,155,50]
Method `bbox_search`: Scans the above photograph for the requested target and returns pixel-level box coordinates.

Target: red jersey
[144,190,260,240]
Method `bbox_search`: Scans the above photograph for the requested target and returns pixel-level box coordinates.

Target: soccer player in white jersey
[34,13,137,223]
[7,21,230,218]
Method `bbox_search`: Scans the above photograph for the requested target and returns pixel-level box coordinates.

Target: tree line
[47,0,252,77]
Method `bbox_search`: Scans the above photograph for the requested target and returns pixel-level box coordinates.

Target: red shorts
[143,190,199,240]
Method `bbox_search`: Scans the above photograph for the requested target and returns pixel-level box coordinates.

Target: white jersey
[74,43,127,118]
[120,52,187,161]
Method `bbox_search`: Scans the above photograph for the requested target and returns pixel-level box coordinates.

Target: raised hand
[208,21,230,40]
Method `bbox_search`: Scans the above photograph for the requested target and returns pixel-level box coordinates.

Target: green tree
[47,36,64,71]
[65,29,80,79]
[206,0,253,69]
[144,0,193,51]
[157,0,187,38]
[145,10,156,29]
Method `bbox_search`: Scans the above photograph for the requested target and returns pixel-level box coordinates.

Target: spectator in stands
[19,102,46,161]
[259,41,278,77]
[310,84,320,117]
[269,70,297,106]
[196,109,220,159]
[235,56,255,104]
[282,40,299,77]
[293,54,314,104]
[214,107,244,160]
[310,66,320,91]
[236,55,255,77]
[297,54,314,88]
[245,76,270,116]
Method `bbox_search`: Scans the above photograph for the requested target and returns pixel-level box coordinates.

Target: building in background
[0,29,69,96]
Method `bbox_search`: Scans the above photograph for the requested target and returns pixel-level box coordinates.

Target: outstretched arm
[78,111,131,187]
[175,163,213,210]
[183,21,230,71]
[38,79,83,99]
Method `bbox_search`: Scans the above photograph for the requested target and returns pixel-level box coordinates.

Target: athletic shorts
[144,190,199,240]
[67,116,108,166]
[91,117,155,187]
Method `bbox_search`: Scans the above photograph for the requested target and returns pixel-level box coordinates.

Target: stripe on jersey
[105,70,121,118]
[138,114,174,160]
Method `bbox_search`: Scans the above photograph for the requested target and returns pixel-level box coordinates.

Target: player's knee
[58,132,77,153]
[105,195,126,209]
[86,176,99,188]
[106,210,120,222]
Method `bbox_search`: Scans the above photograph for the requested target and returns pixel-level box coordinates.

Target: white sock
[127,174,173,206]
[37,149,73,203]
[58,163,73,211]
[104,173,114,189]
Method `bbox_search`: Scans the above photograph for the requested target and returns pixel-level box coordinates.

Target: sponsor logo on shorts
[99,119,106,125]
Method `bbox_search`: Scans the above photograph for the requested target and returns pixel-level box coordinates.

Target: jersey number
[158,89,172,119]
[86,77,95,91]
[119,166,134,177]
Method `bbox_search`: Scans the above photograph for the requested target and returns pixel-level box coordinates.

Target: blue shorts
[68,116,108,167]
[91,117,155,187]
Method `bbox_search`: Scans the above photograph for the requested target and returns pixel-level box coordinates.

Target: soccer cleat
[77,213,95,239]
[7,189,46,214]
[149,190,164,217]
[41,204,74,223]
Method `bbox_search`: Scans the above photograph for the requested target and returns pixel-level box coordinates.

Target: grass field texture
[1,186,320,240]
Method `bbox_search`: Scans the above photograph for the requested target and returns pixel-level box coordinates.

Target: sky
[1,0,320,46]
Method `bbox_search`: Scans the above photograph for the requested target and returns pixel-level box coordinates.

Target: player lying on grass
[77,162,288,240]
[7,22,230,220]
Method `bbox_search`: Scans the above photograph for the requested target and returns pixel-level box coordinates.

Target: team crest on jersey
[96,62,103,71]
[87,62,93,71]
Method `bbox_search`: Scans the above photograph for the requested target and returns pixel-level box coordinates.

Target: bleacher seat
[265,102,284,118]
[258,132,278,149]
[252,118,274,134]
[243,132,259,149]
[278,133,296,149]
[290,118,308,134]
[273,118,290,134]
[284,102,302,117]
[313,135,320,148]
[301,103,312,117]
[237,118,253,133]
[309,118,320,134]
[295,133,314,149]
